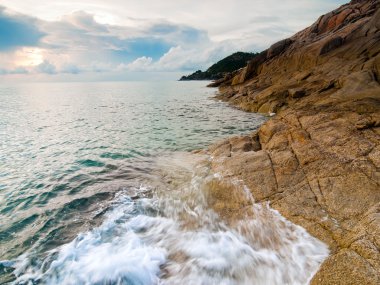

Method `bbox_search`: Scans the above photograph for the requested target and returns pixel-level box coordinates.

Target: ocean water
[0,81,328,284]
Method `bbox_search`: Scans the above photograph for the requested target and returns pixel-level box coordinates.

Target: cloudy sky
[0,0,348,81]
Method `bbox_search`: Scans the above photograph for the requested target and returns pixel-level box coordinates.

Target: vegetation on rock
[179,52,258,81]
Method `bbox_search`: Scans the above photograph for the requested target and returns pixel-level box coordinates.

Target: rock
[294,71,312,82]
[207,71,239,87]
[311,250,380,285]
[368,146,380,167]
[208,138,231,158]
[372,8,380,29]
[250,132,262,151]
[267,38,293,58]
[319,36,344,55]
[204,178,252,221]
[211,150,278,201]
[229,136,254,153]
[208,0,380,283]
[288,88,306,98]
[231,51,268,85]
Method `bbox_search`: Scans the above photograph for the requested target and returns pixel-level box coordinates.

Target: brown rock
[288,88,306,98]
[231,51,268,85]
[229,136,253,153]
[319,36,344,55]
[207,0,380,283]
[267,38,293,58]
[311,250,380,285]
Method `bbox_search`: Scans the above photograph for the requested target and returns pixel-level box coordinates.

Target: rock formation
[207,1,380,284]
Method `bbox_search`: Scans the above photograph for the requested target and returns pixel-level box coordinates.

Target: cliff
[179,52,258,81]
[207,0,380,284]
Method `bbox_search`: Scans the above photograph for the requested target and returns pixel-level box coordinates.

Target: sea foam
[9,154,329,285]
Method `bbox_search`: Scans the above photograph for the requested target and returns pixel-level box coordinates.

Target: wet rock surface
[208,1,380,284]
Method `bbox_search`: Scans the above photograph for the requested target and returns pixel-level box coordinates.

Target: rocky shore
[206,1,380,284]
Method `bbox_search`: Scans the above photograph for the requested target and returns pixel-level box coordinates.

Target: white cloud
[125,56,153,71]
[1,0,348,40]
[0,0,349,80]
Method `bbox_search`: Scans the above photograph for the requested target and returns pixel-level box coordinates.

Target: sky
[0,0,348,81]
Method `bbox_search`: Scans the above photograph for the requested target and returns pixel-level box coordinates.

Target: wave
[7,153,329,285]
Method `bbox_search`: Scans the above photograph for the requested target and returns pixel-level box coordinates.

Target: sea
[0,81,328,285]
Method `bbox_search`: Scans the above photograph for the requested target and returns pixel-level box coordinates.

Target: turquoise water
[0,81,262,281]
[0,81,328,285]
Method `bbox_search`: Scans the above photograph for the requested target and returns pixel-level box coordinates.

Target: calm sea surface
[0,81,328,284]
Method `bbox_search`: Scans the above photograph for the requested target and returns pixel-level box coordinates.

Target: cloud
[0,0,349,79]
[0,8,214,75]
[12,66,29,74]
[32,11,210,73]
[61,10,108,33]
[60,63,81,74]
[111,38,171,61]
[122,41,245,72]
[0,66,28,75]
[0,6,44,51]
[0,5,288,77]
[125,56,153,71]
[147,23,210,46]
[35,60,56,74]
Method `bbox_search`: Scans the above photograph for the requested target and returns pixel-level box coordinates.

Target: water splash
[8,153,329,285]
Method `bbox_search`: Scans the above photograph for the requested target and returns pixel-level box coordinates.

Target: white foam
[12,196,167,285]
[10,155,329,285]
[160,206,328,285]
[0,260,15,267]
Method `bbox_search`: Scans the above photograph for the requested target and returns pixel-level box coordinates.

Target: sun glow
[15,48,44,67]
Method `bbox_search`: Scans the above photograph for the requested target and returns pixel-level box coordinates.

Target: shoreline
[202,1,380,284]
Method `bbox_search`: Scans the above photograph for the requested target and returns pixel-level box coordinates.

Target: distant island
[179,52,258,81]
